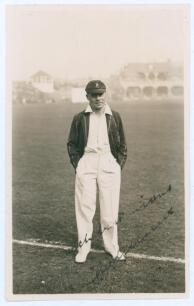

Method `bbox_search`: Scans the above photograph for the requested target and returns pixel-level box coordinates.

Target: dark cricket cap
[85,80,106,94]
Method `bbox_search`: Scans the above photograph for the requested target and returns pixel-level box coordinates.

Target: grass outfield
[12,101,185,294]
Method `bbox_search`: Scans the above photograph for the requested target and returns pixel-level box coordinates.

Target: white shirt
[84,104,112,153]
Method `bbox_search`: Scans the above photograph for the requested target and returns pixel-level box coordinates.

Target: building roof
[120,61,183,75]
[31,70,52,79]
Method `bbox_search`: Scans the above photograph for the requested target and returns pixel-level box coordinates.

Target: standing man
[67,80,127,263]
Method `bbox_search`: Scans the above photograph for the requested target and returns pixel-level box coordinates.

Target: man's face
[86,92,106,111]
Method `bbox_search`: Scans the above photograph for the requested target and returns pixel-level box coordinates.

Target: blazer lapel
[106,114,111,135]
[82,113,90,146]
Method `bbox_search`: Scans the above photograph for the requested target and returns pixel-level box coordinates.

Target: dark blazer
[67,109,127,170]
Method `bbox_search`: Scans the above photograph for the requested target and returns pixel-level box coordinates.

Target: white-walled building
[30,71,54,93]
[110,61,184,101]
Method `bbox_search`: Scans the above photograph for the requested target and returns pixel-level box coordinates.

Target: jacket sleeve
[67,115,81,169]
[117,113,127,169]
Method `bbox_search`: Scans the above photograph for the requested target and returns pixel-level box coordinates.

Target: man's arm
[67,115,81,169]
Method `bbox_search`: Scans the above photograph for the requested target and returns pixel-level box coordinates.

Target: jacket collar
[82,104,112,146]
[85,103,112,115]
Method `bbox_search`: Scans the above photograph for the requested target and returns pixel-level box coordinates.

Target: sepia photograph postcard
[4,1,191,302]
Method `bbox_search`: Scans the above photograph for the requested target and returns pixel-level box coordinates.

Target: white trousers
[75,151,121,257]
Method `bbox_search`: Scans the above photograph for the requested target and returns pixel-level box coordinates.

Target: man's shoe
[75,251,89,263]
[113,251,126,261]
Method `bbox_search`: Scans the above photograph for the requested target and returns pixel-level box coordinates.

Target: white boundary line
[13,239,185,264]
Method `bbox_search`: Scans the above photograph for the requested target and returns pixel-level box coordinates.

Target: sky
[6,4,188,81]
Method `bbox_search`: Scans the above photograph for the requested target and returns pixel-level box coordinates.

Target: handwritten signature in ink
[76,184,172,252]
[130,184,172,215]
[69,201,174,291]
[67,185,173,291]
[78,234,92,248]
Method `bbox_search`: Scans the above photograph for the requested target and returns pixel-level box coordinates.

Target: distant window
[138,72,146,80]
[171,86,184,96]
[126,87,141,98]
[148,72,155,80]
[157,86,168,97]
[143,87,154,97]
[157,72,167,81]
